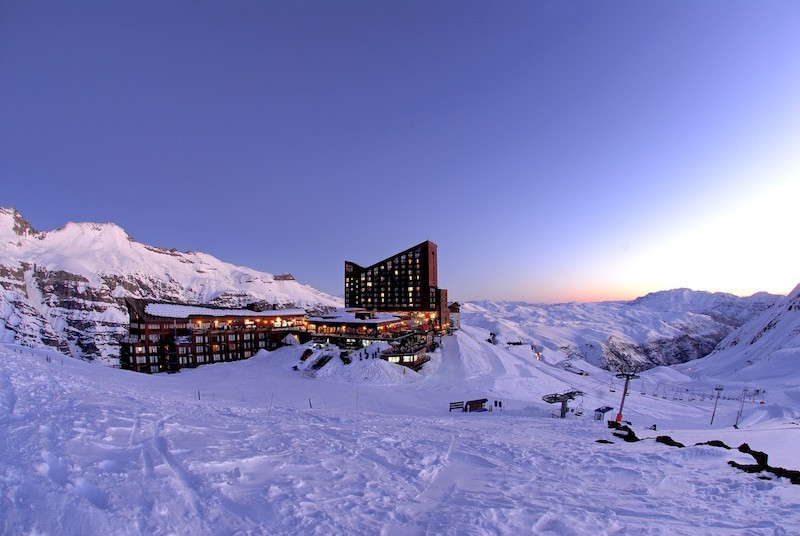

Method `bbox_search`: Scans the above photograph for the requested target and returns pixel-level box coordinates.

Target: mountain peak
[0,206,38,237]
[51,220,134,242]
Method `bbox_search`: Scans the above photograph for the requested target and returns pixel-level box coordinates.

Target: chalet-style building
[344,240,450,331]
[448,302,461,330]
[119,298,308,373]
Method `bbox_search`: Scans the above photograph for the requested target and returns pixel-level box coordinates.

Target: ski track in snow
[1,329,799,535]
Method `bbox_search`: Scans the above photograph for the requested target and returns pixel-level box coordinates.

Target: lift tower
[615,371,640,423]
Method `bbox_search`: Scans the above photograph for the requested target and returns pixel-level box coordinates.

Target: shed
[465,398,489,412]
[594,406,614,421]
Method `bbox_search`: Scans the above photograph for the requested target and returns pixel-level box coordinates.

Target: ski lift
[609,378,616,393]
[640,381,646,395]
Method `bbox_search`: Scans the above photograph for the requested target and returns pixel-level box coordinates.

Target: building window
[149,346,158,354]
[150,366,159,373]
[136,356,146,364]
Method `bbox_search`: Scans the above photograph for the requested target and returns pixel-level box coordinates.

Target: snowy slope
[0,207,341,362]
[2,321,798,535]
[463,290,779,371]
[677,283,800,386]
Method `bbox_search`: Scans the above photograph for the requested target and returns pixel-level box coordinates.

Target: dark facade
[119,298,308,373]
[345,240,449,330]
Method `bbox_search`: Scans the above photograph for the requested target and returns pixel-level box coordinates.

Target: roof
[142,302,306,320]
[345,240,436,271]
[306,309,402,326]
[594,406,614,413]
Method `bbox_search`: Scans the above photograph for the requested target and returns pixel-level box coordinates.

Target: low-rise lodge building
[120,240,452,373]
[305,309,406,348]
[120,298,307,373]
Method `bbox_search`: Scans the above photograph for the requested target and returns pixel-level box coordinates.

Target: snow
[0,208,342,361]
[2,312,798,534]
[0,208,342,309]
[144,303,306,319]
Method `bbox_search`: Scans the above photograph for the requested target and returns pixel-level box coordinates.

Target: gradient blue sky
[2,1,799,302]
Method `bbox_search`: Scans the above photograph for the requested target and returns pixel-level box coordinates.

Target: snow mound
[315,356,421,385]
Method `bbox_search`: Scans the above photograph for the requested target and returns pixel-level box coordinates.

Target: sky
[1,1,799,303]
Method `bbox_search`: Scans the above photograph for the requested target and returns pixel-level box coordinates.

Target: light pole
[710,385,724,425]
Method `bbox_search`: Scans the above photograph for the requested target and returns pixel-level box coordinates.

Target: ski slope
[1,322,798,535]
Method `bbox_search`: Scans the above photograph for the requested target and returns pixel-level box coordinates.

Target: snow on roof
[144,303,306,319]
[306,309,402,325]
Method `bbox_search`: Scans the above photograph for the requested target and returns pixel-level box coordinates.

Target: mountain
[677,283,800,383]
[462,288,781,371]
[0,207,341,363]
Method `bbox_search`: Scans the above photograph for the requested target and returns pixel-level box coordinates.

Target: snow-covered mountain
[0,207,341,363]
[679,283,800,383]
[462,288,781,371]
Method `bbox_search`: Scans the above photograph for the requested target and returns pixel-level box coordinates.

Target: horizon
[2,204,793,305]
[2,2,798,303]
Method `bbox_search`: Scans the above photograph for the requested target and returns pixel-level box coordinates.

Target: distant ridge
[462,287,782,371]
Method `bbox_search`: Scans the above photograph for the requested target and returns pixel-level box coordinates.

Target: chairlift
[609,378,616,393]
[640,381,646,395]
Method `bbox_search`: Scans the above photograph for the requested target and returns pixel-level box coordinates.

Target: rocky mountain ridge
[0,207,341,364]
[678,282,800,382]
[463,288,782,371]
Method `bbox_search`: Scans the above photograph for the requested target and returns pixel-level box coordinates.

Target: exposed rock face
[681,282,800,381]
[463,290,781,371]
[0,207,342,365]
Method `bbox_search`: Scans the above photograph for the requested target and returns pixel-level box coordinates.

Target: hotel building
[344,240,449,331]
